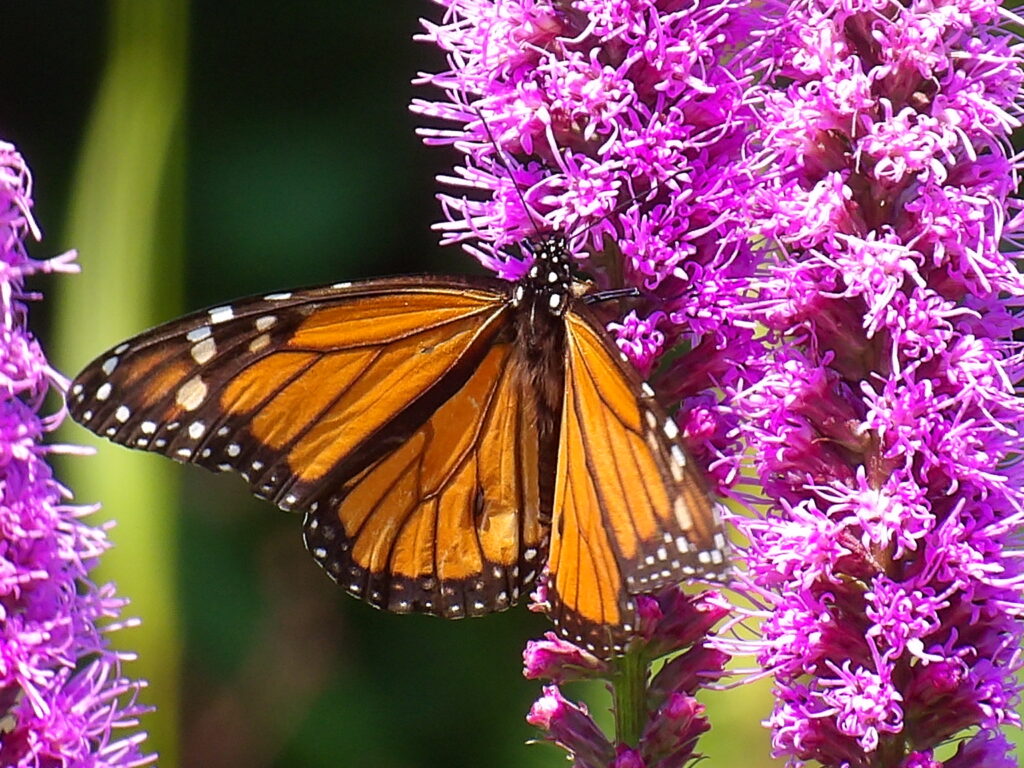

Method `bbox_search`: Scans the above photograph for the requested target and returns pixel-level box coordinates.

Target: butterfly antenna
[472,105,546,241]
[581,286,641,305]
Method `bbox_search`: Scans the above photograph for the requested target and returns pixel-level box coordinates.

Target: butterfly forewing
[546,309,729,654]
[68,278,511,505]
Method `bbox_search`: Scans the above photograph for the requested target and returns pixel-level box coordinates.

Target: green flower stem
[612,646,649,747]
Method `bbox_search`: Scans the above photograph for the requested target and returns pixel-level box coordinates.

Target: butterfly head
[513,234,574,317]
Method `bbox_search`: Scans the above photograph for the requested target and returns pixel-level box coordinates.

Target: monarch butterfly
[67,235,728,656]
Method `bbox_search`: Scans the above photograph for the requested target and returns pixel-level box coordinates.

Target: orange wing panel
[434,463,484,581]
[305,342,548,619]
[221,351,322,419]
[286,312,508,483]
[549,375,625,645]
[546,311,727,654]
[388,502,438,580]
[289,290,506,349]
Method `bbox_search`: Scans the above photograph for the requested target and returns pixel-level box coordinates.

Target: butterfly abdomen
[510,304,564,528]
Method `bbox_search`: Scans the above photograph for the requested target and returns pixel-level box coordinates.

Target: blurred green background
[9,3,1019,768]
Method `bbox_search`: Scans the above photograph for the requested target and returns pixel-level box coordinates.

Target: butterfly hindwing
[546,309,729,654]
[302,338,549,618]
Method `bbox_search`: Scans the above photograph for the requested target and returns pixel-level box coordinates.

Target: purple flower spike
[524,584,727,768]
[0,142,152,766]
[414,0,758,461]
[716,0,1024,761]
[416,0,759,763]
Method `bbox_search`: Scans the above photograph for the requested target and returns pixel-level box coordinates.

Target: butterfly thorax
[509,234,574,388]
[511,235,574,318]
[508,234,574,397]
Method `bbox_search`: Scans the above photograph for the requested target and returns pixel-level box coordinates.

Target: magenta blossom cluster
[413,0,759,439]
[414,0,759,762]
[719,0,1024,764]
[0,144,153,766]
[524,590,729,768]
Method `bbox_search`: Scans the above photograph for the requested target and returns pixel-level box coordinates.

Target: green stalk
[612,646,649,747]
[55,2,187,765]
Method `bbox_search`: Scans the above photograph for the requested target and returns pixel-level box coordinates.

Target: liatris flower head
[525,594,728,768]
[613,745,645,768]
[639,692,710,768]
[716,0,1024,763]
[416,1,757,764]
[943,730,1016,768]
[635,588,729,660]
[414,0,758,407]
[523,631,609,684]
[0,141,152,766]
[527,685,614,768]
